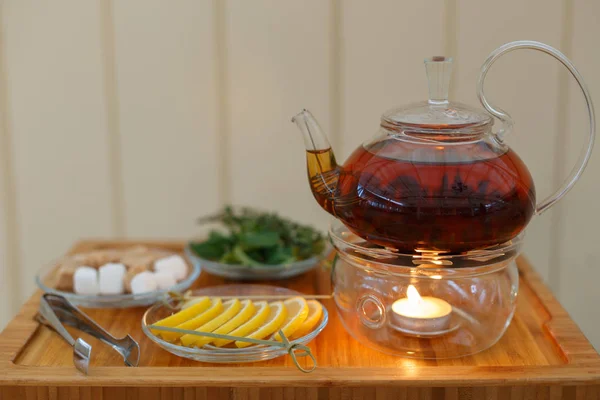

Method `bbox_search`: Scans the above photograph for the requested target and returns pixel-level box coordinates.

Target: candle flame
[407,285,422,306]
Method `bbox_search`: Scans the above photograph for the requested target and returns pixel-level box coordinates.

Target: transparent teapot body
[331,129,535,253]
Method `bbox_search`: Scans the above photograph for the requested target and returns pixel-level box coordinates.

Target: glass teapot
[292,41,595,254]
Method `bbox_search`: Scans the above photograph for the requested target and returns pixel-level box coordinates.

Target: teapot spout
[291,109,339,215]
[292,109,332,152]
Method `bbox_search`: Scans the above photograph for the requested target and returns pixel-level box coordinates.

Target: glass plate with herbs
[186,207,329,280]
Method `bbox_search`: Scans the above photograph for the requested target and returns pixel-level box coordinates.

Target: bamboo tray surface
[0,240,599,388]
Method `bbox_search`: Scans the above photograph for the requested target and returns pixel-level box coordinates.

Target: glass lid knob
[425,56,453,105]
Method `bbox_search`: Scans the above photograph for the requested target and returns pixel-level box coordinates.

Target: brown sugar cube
[91,249,122,266]
[144,249,173,262]
[121,253,160,269]
[121,253,161,293]
[74,250,122,268]
[71,253,91,264]
[122,245,150,256]
[124,263,151,293]
[55,260,79,291]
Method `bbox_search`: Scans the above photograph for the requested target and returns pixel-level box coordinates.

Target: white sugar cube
[153,271,177,291]
[73,266,99,295]
[154,255,187,281]
[98,263,126,295]
[130,271,158,294]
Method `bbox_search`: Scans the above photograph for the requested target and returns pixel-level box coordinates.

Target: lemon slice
[235,301,288,348]
[273,297,309,341]
[151,296,211,335]
[161,298,223,342]
[181,296,210,310]
[180,299,242,347]
[197,299,256,347]
[214,301,270,347]
[290,300,323,339]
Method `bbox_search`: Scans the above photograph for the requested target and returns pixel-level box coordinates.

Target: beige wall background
[0,0,599,347]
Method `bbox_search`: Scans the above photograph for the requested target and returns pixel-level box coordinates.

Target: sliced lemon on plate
[181,299,256,348]
[290,300,323,339]
[235,301,288,348]
[180,299,243,347]
[213,301,270,347]
[151,296,211,334]
[272,296,309,341]
[161,298,223,342]
[200,299,256,347]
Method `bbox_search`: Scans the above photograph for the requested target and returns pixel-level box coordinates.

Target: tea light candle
[391,285,452,333]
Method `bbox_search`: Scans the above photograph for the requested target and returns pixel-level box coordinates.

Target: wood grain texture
[1,385,599,400]
[0,240,599,400]
[455,0,564,282]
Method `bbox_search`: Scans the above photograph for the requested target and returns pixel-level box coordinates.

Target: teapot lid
[382,57,492,132]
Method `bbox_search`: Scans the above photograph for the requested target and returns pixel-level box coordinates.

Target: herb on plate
[190,207,326,266]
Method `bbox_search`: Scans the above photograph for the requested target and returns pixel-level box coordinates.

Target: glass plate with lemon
[141,284,328,363]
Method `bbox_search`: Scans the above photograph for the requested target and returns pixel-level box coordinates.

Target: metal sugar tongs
[36,293,140,374]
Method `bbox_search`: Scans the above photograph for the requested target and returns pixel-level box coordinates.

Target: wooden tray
[0,240,599,399]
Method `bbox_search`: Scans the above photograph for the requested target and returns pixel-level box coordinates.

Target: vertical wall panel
[340,1,446,160]
[0,182,10,328]
[1,1,114,300]
[455,0,564,283]
[112,0,220,238]
[0,6,15,327]
[227,1,332,230]
[559,1,600,349]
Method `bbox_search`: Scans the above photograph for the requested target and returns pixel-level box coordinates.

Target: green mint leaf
[239,231,281,249]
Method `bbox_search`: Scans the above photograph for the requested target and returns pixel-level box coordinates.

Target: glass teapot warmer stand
[329,220,521,359]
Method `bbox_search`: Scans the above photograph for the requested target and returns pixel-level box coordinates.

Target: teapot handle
[477,40,595,215]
